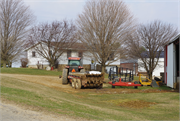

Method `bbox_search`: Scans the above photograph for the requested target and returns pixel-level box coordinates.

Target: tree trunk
[148,71,153,80]
[3,62,6,68]
[8,62,12,68]
[101,66,105,73]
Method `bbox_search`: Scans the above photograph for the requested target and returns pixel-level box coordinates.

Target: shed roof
[168,34,180,45]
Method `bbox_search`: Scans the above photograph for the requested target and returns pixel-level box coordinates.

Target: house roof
[25,41,87,51]
[120,59,138,63]
[24,42,41,51]
[141,51,164,58]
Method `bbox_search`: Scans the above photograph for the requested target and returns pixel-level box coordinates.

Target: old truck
[62,57,104,89]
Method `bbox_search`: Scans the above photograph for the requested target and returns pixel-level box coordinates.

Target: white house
[26,42,120,72]
[138,52,164,77]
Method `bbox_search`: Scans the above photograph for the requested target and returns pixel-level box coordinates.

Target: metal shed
[164,34,180,89]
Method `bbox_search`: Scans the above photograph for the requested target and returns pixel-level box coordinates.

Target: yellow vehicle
[139,74,152,86]
[138,74,162,87]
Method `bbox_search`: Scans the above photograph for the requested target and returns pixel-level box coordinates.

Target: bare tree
[126,20,178,79]
[76,0,136,72]
[28,20,77,68]
[21,58,28,68]
[0,0,35,68]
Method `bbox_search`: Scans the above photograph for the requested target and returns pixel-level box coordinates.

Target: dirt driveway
[1,73,174,94]
[0,73,176,121]
[0,74,84,121]
[1,73,69,88]
[0,102,78,121]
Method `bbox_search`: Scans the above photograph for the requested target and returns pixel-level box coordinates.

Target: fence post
[132,69,134,80]
[129,69,131,81]
[120,67,121,78]
[116,66,118,76]
[109,68,111,80]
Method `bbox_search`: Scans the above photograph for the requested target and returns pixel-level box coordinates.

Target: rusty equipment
[61,57,104,89]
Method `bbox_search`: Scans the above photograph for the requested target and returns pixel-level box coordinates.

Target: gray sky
[24,0,180,32]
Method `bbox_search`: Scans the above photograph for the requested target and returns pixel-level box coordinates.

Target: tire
[134,86,138,89]
[62,69,68,84]
[75,79,82,89]
[71,78,75,88]
[80,69,85,73]
[134,81,138,89]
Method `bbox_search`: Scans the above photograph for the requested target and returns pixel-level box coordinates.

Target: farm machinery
[108,66,161,88]
[138,74,162,87]
[61,57,104,89]
[108,66,141,88]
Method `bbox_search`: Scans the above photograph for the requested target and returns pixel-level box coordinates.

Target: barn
[164,34,180,89]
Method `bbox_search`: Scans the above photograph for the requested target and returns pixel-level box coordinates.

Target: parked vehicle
[62,57,104,89]
[139,74,160,87]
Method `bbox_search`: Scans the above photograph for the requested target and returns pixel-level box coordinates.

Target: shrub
[21,58,28,68]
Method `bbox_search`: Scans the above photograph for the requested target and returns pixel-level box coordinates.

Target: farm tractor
[61,57,104,89]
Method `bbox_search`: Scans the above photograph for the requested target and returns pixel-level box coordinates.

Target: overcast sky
[24,0,180,32]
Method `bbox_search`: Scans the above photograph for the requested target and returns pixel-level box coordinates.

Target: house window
[32,51,36,57]
[78,51,83,58]
[107,52,114,61]
[67,50,71,58]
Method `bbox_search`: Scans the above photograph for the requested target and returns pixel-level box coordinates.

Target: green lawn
[1,68,62,76]
[1,68,140,81]
[1,75,179,120]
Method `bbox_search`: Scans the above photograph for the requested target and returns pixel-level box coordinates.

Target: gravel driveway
[0,102,77,121]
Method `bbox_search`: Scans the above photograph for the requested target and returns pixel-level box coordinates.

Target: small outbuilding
[164,34,180,89]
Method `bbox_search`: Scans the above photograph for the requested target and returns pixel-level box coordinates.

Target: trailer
[108,66,141,88]
[108,78,141,88]
[61,57,104,89]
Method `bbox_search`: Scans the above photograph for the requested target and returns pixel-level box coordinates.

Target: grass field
[1,68,110,79]
[0,68,138,80]
[1,73,179,120]
[1,68,62,76]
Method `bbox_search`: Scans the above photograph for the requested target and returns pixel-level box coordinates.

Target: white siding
[27,48,49,66]
[82,51,120,66]
[27,48,121,68]
[58,52,68,65]
[138,58,164,76]
[71,51,78,57]
[58,51,82,65]
[167,43,175,88]
[82,51,92,64]
[106,58,120,65]
[153,58,164,76]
